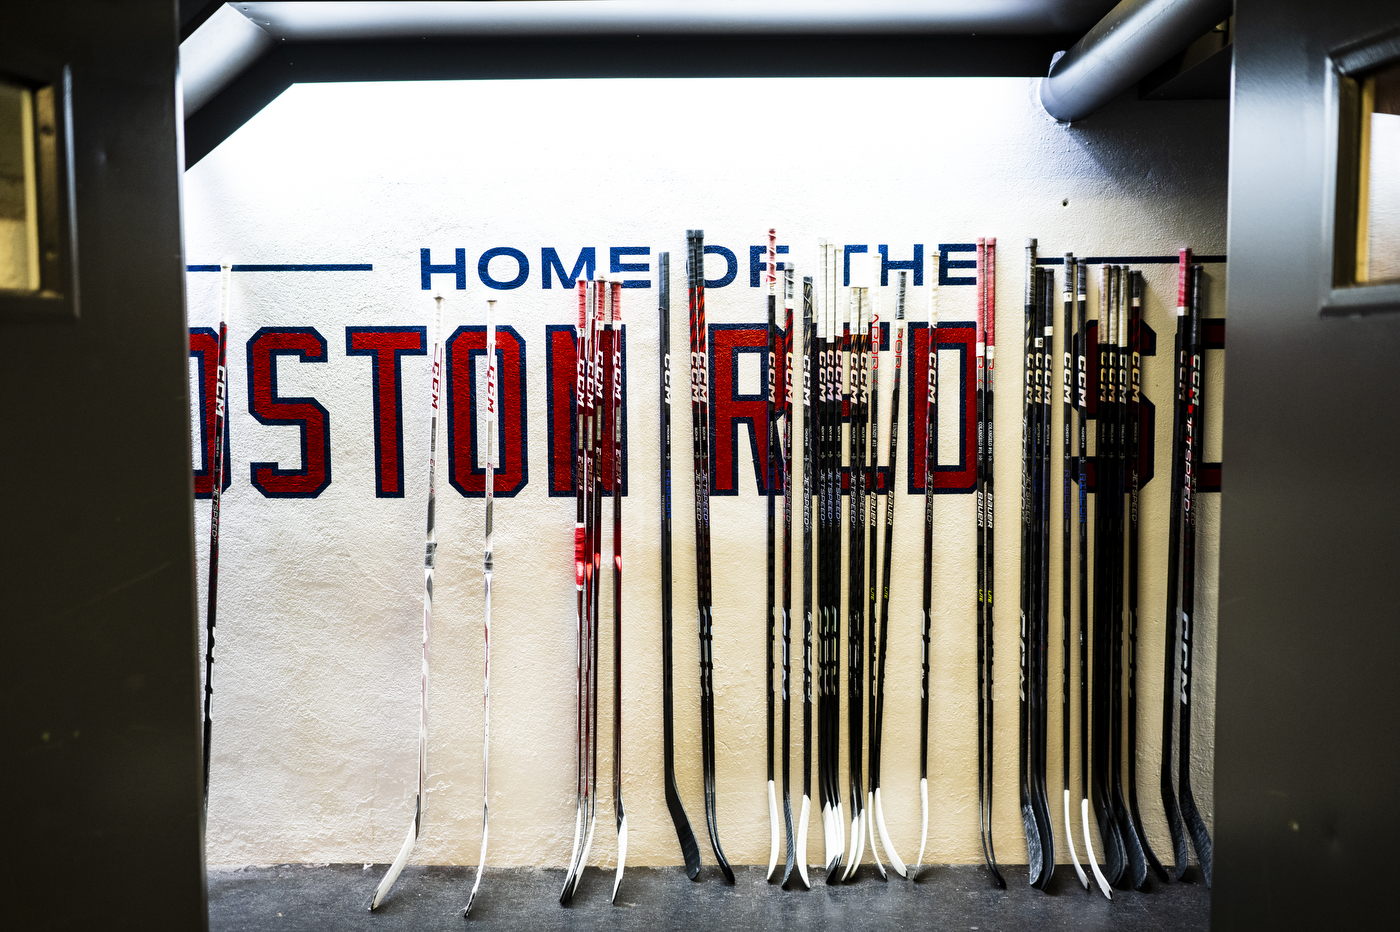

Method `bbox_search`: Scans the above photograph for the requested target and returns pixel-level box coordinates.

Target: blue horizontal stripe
[186,263,373,272]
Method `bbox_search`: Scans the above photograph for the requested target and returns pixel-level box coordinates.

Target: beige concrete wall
[185,77,1227,870]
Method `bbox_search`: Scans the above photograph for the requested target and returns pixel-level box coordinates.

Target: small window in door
[0,77,40,292]
[0,66,76,321]
[1356,60,1400,284]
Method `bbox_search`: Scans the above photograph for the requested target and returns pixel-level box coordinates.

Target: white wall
[184,77,1228,870]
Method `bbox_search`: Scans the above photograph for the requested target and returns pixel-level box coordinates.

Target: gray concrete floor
[209,863,1210,931]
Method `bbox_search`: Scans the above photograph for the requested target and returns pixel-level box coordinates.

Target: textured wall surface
[184,77,1227,871]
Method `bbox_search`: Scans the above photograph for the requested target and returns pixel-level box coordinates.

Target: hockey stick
[863,285,887,882]
[586,281,607,895]
[561,280,593,903]
[562,282,587,900]
[871,271,909,879]
[915,275,940,879]
[1033,265,1057,888]
[817,241,838,874]
[1091,265,1126,887]
[816,242,833,869]
[202,262,231,807]
[986,238,1004,887]
[463,298,497,917]
[689,230,734,883]
[1126,270,1167,884]
[1160,249,1193,882]
[780,265,798,887]
[1018,245,1044,886]
[826,246,847,880]
[842,280,868,882]
[1178,264,1215,888]
[609,283,628,904]
[368,293,444,911]
[1110,268,1149,891]
[1077,260,1113,900]
[568,280,608,901]
[976,239,1005,888]
[766,230,781,882]
[794,274,815,890]
[658,253,703,880]
[1061,256,1088,889]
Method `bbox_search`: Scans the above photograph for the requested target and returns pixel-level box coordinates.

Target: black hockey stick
[1061,256,1088,889]
[1110,268,1149,891]
[1178,264,1214,888]
[780,265,798,887]
[1033,266,1057,888]
[842,282,869,880]
[794,275,815,890]
[203,264,230,806]
[820,243,845,877]
[657,253,703,880]
[1077,261,1112,899]
[1160,249,1193,881]
[1018,246,1043,885]
[916,277,940,877]
[689,230,734,883]
[1092,266,1126,887]
[977,239,1005,888]
[871,271,909,878]
[816,245,834,868]
[765,230,781,881]
[863,287,887,881]
[1126,270,1167,884]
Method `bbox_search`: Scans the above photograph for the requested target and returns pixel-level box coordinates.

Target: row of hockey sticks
[1011,248,1215,895]
[760,241,932,884]
[368,295,494,915]
[561,278,629,903]
[196,277,495,912]
[204,249,1215,901]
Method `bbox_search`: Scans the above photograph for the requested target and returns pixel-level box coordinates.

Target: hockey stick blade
[368,798,420,911]
[874,789,907,878]
[793,795,812,889]
[611,810,628,904]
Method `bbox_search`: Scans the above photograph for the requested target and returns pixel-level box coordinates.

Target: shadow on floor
[209,863,1210,931]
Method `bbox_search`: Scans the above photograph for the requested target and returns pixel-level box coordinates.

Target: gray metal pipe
[1038,0,1232,123]
[235,0,1116,41]
[181,4,273,117]
[181,0,1123,118]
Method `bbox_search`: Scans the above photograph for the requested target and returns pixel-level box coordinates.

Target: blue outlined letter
[610,246,652,289]
[939,244,977,286]
[879,244,924,286]
[421,248,467,290]
[479,246,530,290]
[542,247,597,289]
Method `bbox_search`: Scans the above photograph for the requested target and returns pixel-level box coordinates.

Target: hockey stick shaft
[658,254,702,878]
[1160,249,1192,881]
[203,263,231,804]
[1178,264,1215,887]
[369,293,444,911]
[464,299,497,916]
